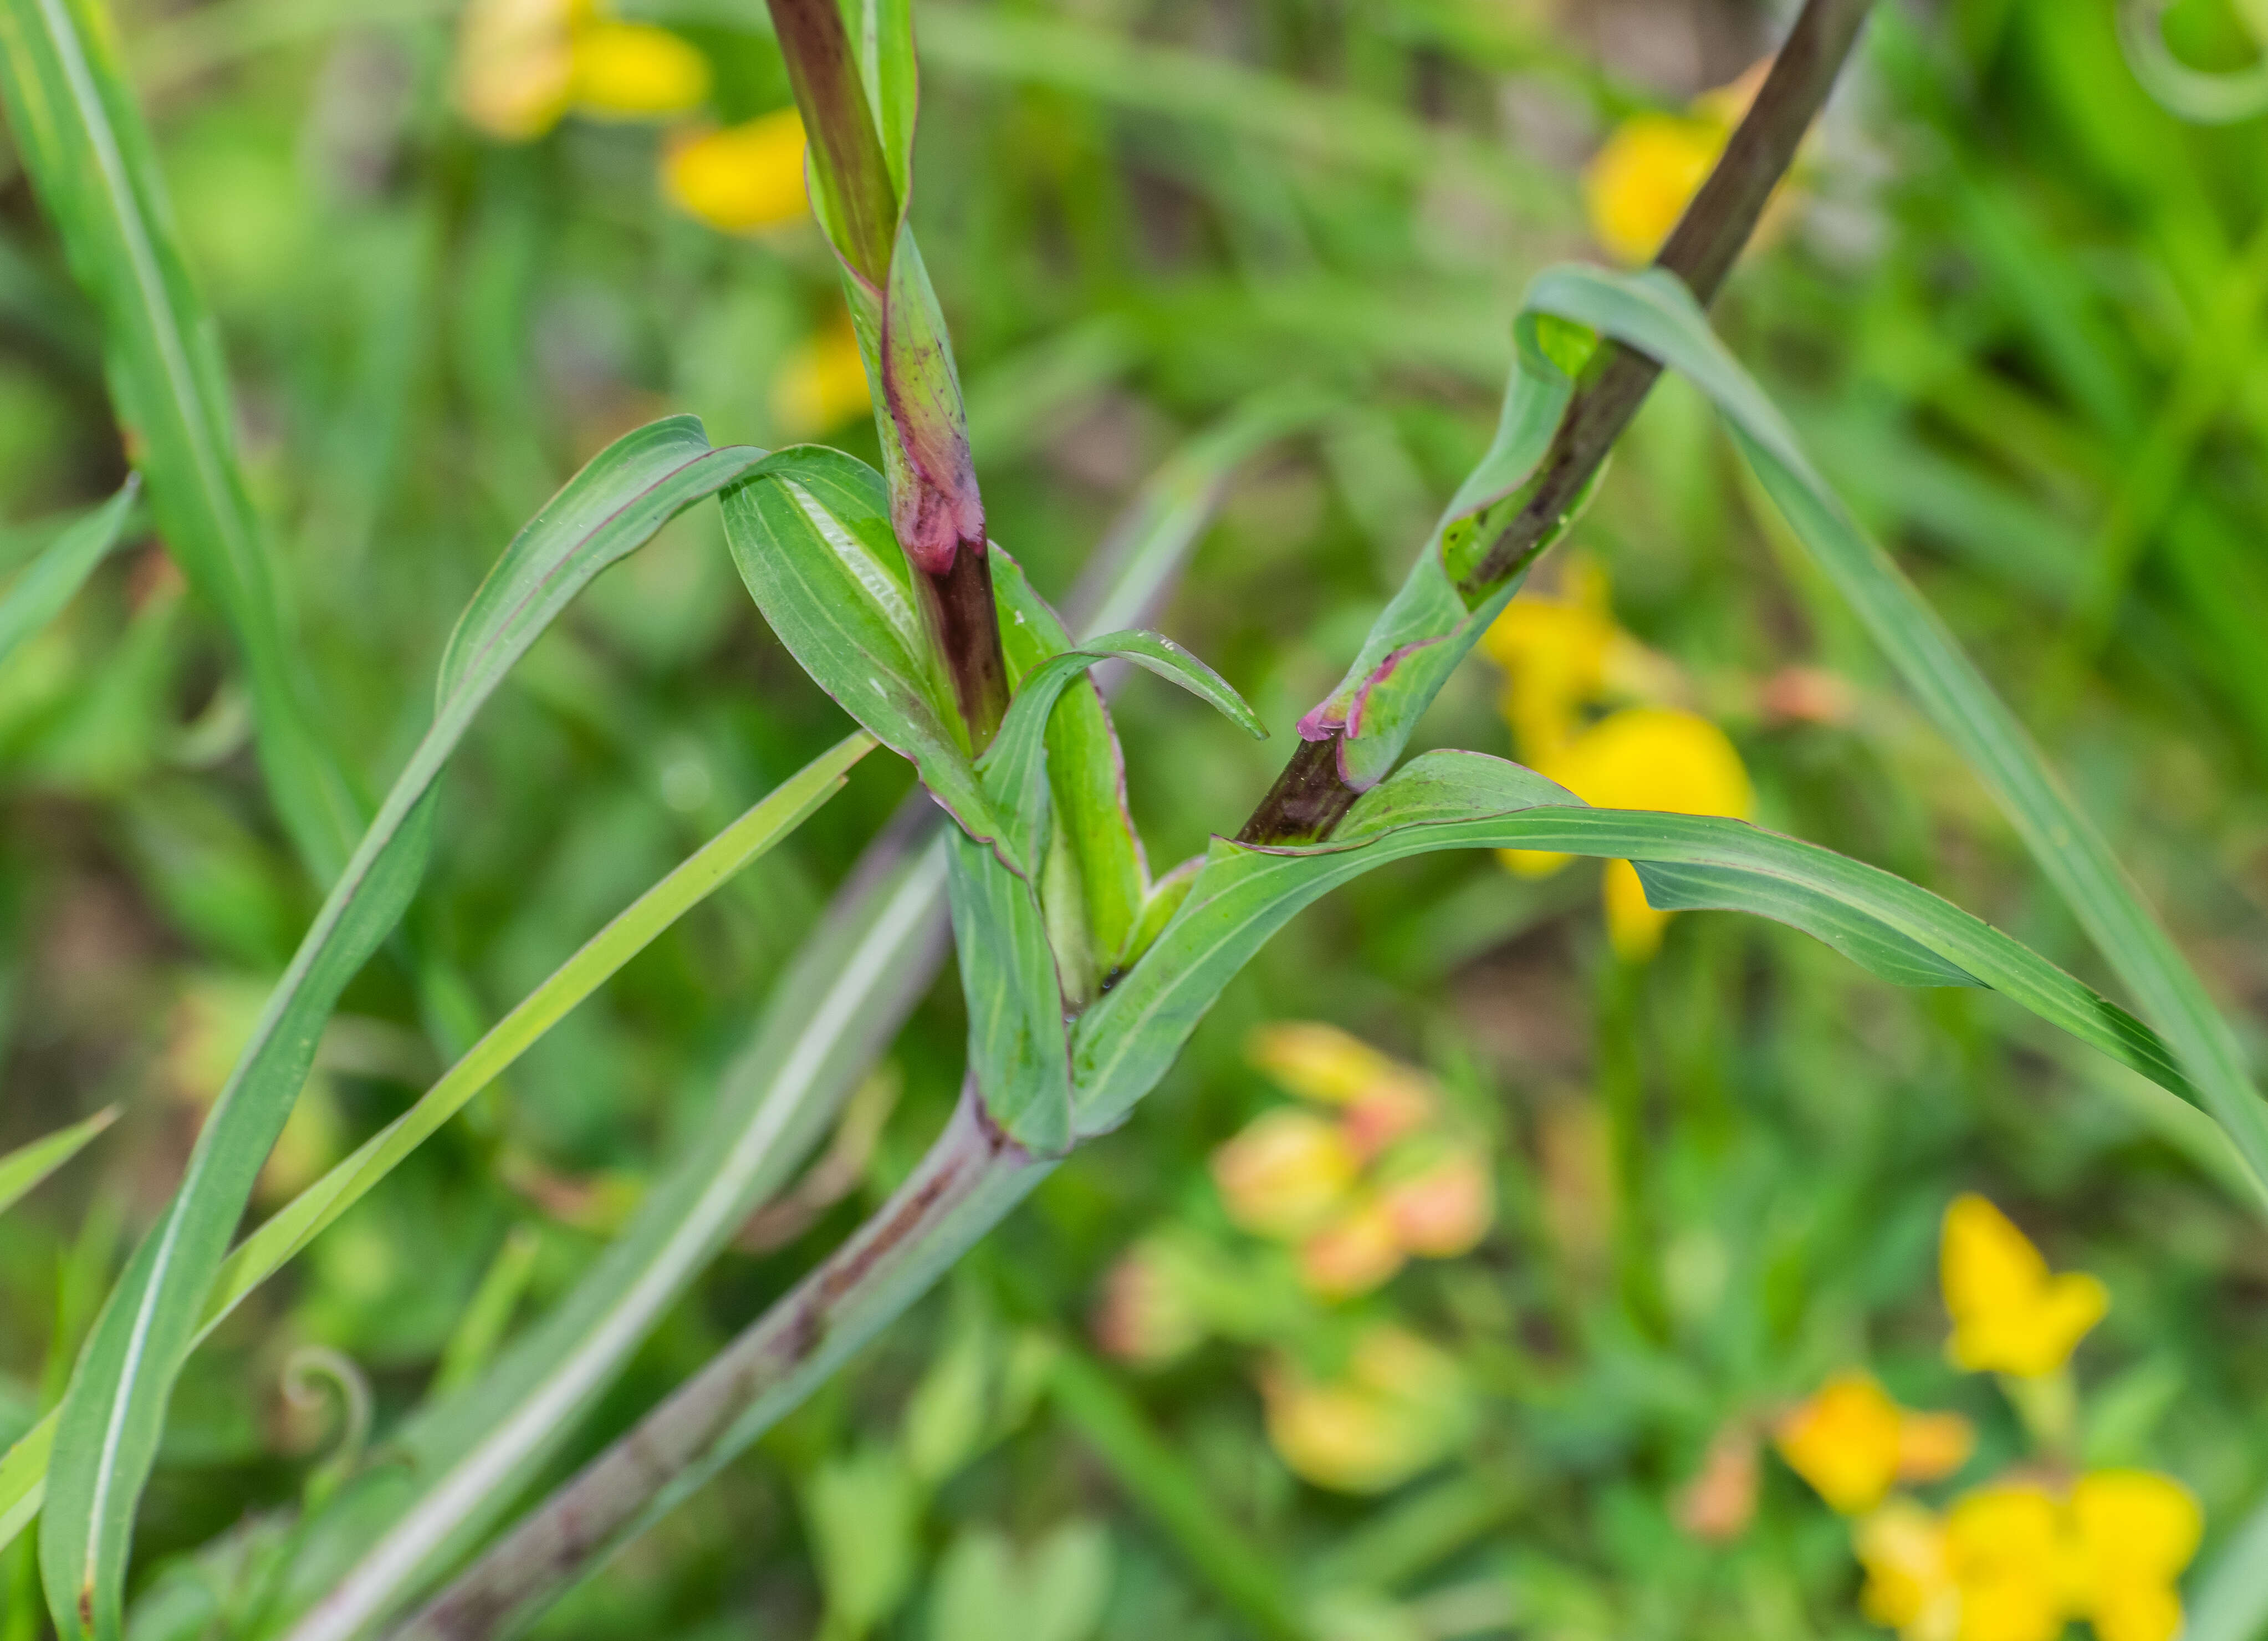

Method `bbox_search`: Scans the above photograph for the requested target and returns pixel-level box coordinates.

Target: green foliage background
[5,0,2268,1635]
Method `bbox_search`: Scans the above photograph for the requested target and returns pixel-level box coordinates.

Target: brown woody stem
[1237,0,1875,845]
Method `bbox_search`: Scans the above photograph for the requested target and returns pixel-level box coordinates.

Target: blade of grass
[1519,262,2268,1191]
[0,731,866,1553]
[309,402,1300,1641]
[384,1082,1051,1641]
[394,740,2200,1638]
[0,0,360,882]
[916,7,1554,212]
[37,417,765,1641]
[0,481,135,672]
[1047,1345,1312,1641]
[0,1109,117,1221]
[2185,1485,2268,1641]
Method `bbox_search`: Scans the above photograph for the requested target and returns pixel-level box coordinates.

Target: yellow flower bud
[2066,1471,2200,1641]
[1258,1326,1469,1493]
[1210,1108,1358,1241]
[1091,1237,1207,1367]
[569,21,710,120]
[453,0,575,141]
[1297,1196,1406,1299]
[1943,1485,2066,1641]
[1776,1373,1975,1517]
[1775,1373,1908,1515]
[1378,1149,1494,1258]
[1583,113,1724,266]
[770,323,874,436]
[662,110,810,234]
[1854,1499,1955,1636]
[1940,1195,2108,1378]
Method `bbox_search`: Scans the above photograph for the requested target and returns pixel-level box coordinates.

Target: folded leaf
[722,446,997,834]
[1072,751,2195,1138]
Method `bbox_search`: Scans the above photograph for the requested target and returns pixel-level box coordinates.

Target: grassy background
[6,0,2268,1635]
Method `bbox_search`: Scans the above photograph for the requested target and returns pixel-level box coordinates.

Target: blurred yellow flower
[1775,1373,1973,1516]
[1297,1196,1406,1299]
[1259,1326,1470,1493]
[1211,1108,1358,1240]
[1510,706,1754,959]
[568,21,709,119]
[771,323,874,435]
[2065,1471,2201,1641]
[1944,1485,2067,1641]
[1475,560,1621,759]
[1582,60,1778,265]
[454,0,575,140]
[1212,1026,1491,1297]
[1378,1148,1493,1258]
[1941,1195,2108,1379]
[1853,1470,2199,1641]
[1482,568,1751,959]
[1855,1499,1957,1640]
[453,0,708,139]
[1584,113,1724,265]
[1676,1420,1760,1543]
[1091,1235,1208,1367]
[1247,1021,1437,1157]
[663,110,810,233]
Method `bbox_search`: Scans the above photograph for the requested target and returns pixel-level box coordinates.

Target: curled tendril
[2119,0,2268,123]
[282,1345,372,1506]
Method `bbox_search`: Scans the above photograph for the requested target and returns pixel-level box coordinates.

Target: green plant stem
[1238,0,1876,845]
[384,1083,1049,1641]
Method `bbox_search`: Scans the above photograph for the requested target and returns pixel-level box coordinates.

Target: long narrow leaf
[0,482,135,671]
[1071,750,2195,1134]
[395,745,2205,1638]
[0,0,358,879]
[0,1108,116,1220]
[0,732,862,1550]
[389,1083,1054,1641]
[293,404,1295,1641]
[1518,263,2268,1190]
[38,416,763,1641]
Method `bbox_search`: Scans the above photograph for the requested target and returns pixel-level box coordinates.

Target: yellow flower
[1775,1373,1974,1516]
[1259,1326,1470,1493]
[662,110,810,233]
[1944,1485,2066,1641]
[1511,706,1754,959]
[1940,1195,2108,1378]
[1246,1021,1437,1156]
[770,324,874,435]
[1477,580,1618,760]
[1210,1108,1358,1240]
[1582,60,1779,265]
[1297,1196,1406,1299]
[1855,1499,1958,1640]
[453,0,575,140]
[1584,113,1725,265]
[1855,1472,2200,1641]
[569,20,710,119]
[1091,1235,1208,1367]
[2065,1471,2201,1641]
[1377,1148,1494,1258]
